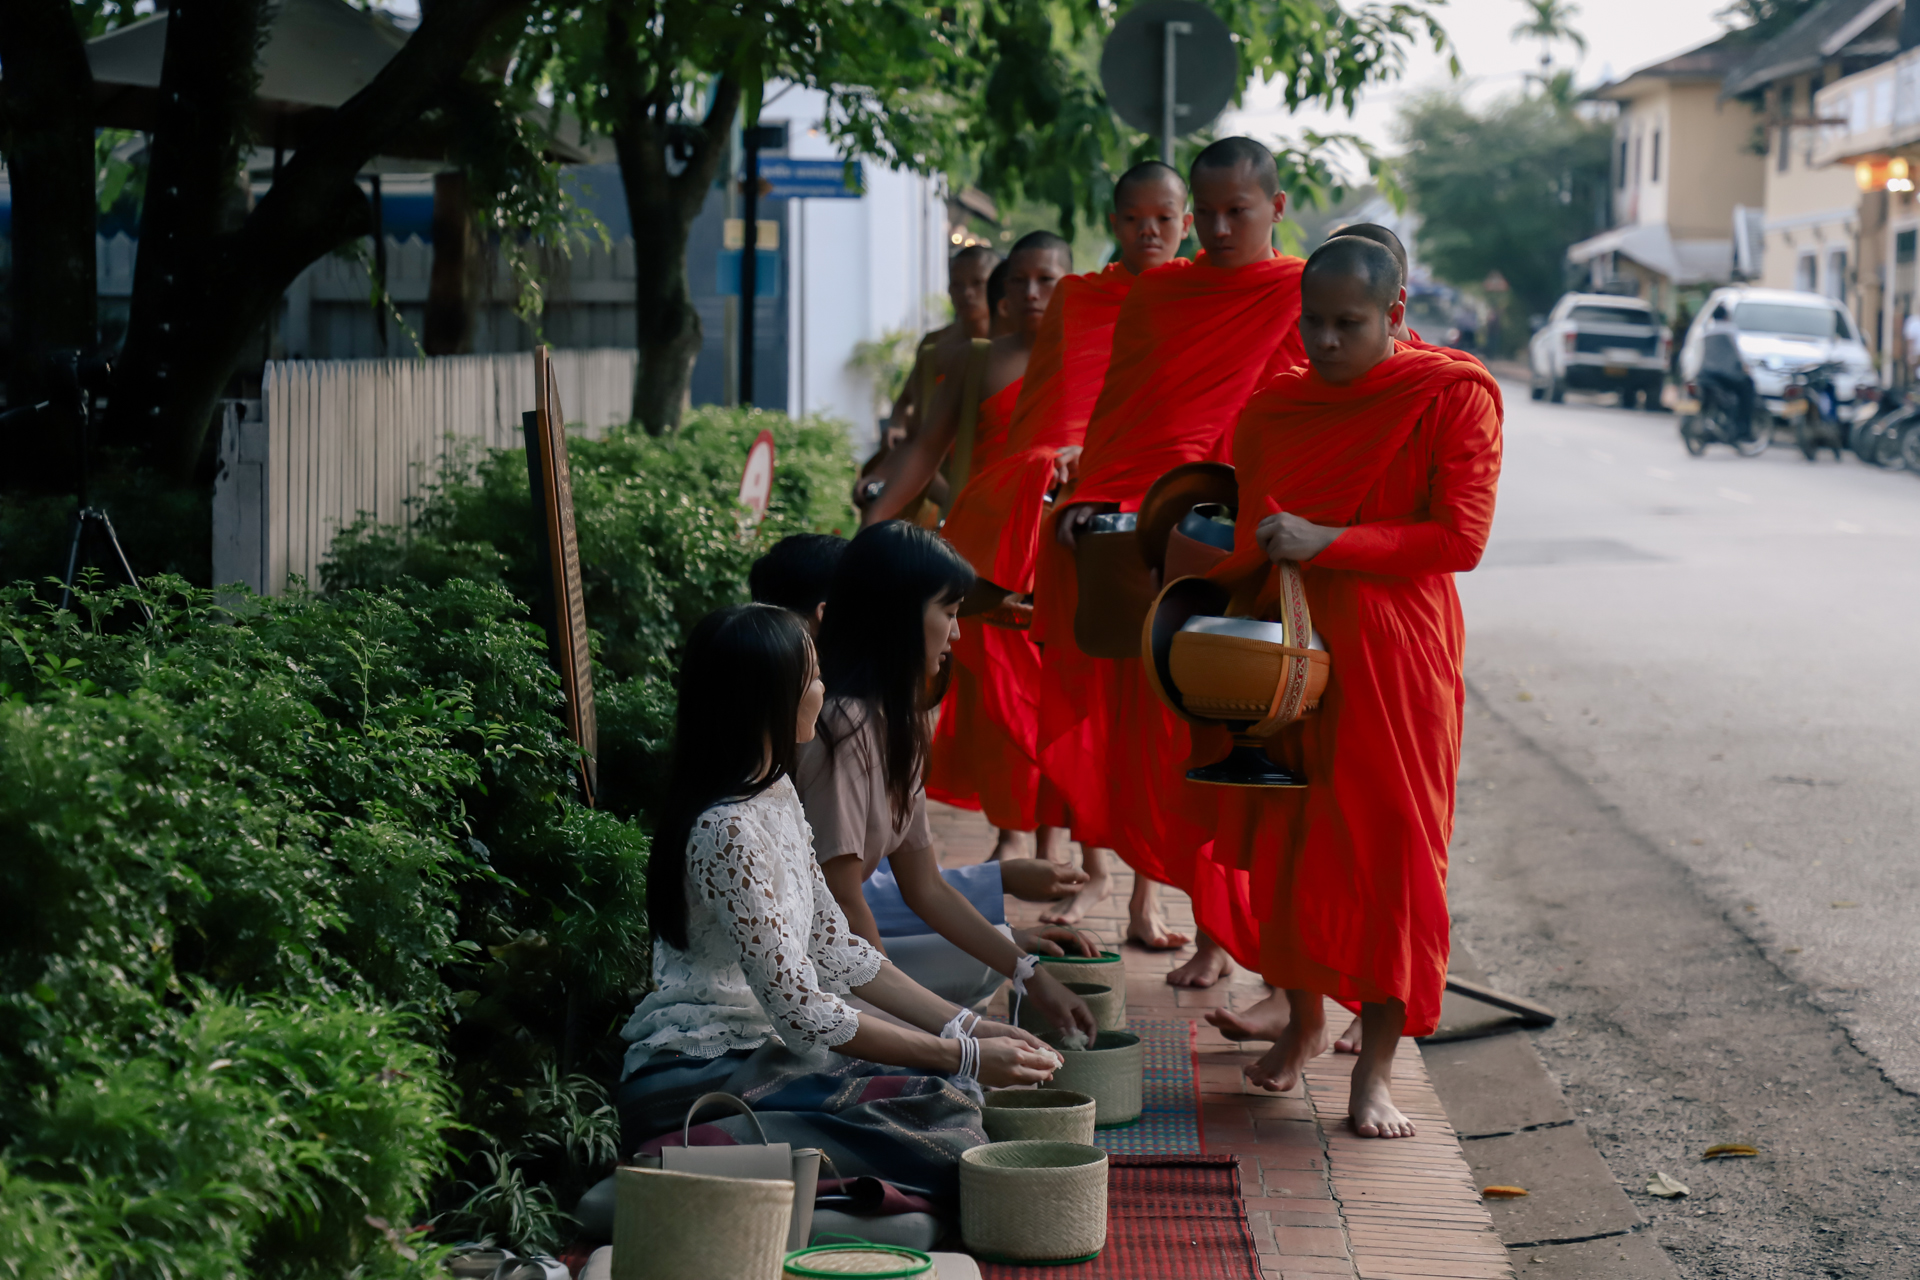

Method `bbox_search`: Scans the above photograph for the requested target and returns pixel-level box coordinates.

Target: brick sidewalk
[931,802,1515,1280]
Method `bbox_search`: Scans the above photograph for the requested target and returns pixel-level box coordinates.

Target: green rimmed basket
[1043,1030,1143,1128]
[959,1140,1108,1263]
[1016,980,1126,1035]
[1036,950,1123,983]
[982,1088,1097,1145]
[781,1243,933,1278]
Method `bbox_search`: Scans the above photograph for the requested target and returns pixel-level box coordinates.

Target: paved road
[1449,381,1920,1276]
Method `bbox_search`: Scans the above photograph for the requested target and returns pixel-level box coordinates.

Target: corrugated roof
[1592,31,1766,100]
[1720,0,1901,99]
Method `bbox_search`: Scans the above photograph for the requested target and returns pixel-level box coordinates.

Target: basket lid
[782,1243,933,1278]
[1039,949,1121,964]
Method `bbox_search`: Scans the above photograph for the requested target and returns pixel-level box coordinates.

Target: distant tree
[1715,0,1822,39]
[1395,88,1612,351]
[528,0,1455,433]
[1511,0,1586,85]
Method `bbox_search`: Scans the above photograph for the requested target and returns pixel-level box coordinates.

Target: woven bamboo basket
[1017,981,1125,1035]
[1035,950,1123,985]
[612,1166,794,1280]
[781,1244,933,1278]
[1043,1030,1143,1127]
[960,1141,1109,1262]
[981,1088,1097,1145]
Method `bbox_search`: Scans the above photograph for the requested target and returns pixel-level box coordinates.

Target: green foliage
[323,407,856,819]
[1393,88,1613,348]
[1714,0,1821,39]
[848,327,924,416]
[0,573,652,1267]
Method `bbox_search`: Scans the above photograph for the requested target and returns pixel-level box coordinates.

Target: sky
[1218,0,1739,177]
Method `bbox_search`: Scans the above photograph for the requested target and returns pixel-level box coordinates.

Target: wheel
[1549,377,1566,404]
[1531,383,1545,402]
[1902,425,1920,472]
[1796,420,1820,460]
[1644,385,1665,413]
[1881,423,1911,470]
[1734,423,1770,457]
[1680,416,1708,457]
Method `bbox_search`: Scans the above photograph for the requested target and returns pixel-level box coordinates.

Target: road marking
[1717,487,1755,504]
[1589,449,1614,463]
[1647,467,1675,480]
[1835,520,1864,534]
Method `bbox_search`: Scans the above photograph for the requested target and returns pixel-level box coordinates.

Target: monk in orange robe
[941,162,1195,938]
[861,232,1074,859]
[1201,236,1503,1137]
[1045,137,1307,986]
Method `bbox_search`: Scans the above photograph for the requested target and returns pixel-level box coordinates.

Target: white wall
[774,86,948,459]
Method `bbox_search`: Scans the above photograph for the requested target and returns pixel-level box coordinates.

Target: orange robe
[1036,252,1306,964]
[1206,344,1504,1036]
[928,378,1045,830]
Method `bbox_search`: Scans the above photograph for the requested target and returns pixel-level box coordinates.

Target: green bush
[324,407,858,819]
[0,574,644,1271]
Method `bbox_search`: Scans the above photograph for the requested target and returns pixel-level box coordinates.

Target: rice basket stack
[1035,950,1123,986]
[959,1141,1109,1262]
[981,1088,1097,1144]
[1043,1030,1143,1127]
[612,1166,793,1280]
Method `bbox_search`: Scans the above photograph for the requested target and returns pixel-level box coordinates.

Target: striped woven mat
[978,1155,1262,1279]
[1093,1017,1201,1156]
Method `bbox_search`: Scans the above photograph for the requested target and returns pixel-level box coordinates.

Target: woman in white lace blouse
[616,604,1058,1205]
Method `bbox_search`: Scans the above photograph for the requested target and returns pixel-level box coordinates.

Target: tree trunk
[0,0,98,492]
[101,0,538,479]
[425,171,481,355]
[605,11,738,435]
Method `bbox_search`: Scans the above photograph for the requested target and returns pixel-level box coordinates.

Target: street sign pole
[738,123,788,409]
[1161,21,1191,166]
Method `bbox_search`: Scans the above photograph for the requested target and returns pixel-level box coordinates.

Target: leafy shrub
[0,575,648,1270]
[324,407,858,819]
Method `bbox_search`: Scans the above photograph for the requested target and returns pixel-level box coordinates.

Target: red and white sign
[739,429,776,519]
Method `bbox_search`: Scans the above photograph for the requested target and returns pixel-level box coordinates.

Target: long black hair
[649,603,814,952]
[816,521,975,825]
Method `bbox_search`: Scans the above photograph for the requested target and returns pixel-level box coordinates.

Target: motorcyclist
[1696,303,1756,442]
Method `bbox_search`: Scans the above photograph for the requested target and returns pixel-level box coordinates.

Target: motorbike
[1676,375,1768,457]
[1848,385,1918,469]
[1781,360,1851,461]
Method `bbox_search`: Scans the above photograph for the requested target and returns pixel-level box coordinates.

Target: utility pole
[739,124,786,408]
[1161,20,1191,165]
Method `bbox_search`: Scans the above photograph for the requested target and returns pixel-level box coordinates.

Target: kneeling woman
[617,604,1059,1204]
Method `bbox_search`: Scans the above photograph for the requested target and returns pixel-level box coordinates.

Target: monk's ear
[1179,210,1195,238]
[1387,297,1407,333]
[1270,190,1288,222]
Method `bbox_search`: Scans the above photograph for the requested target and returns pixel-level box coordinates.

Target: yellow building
[1569,35,1766,318]
[1721,0,1902,360]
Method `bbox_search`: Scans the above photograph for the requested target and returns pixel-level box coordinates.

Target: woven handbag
[1043,1030,1143,1127]
[1016,981,1124,1035]
[959,1141,1109,1262]
[981,1088,1097,1145]
[611,1166,793,1280]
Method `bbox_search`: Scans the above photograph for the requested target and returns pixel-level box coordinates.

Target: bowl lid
[782,1244,933,1277]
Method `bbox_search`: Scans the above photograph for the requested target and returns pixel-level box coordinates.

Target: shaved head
[952,244,1001,272]
[1304,236,1401,310]
[1190,137,1279,197]
[1115,160,1187,206]
[1009,229,1072,266]
[1331,223,1407,287]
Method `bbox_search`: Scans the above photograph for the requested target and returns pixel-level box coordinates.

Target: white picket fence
[213,349,638,596]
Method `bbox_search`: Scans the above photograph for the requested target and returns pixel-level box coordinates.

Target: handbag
[629,1092,822,1252]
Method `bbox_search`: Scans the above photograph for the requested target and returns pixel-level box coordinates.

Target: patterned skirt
[615,1042,986,1207]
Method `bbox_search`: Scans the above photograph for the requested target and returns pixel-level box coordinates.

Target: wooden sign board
[524,345,598,805]
[739,428,776,519]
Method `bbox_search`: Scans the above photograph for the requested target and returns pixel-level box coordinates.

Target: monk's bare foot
[1349,1056,1416,1138]
[986,828,1024,863]
[1038,865,1113,925]
[1245,997,1330,1093]
[1333,1016,1364,1054]
[1206,990,1289,1042]
[1166,934,1234,988]
[1126,878,1191,951]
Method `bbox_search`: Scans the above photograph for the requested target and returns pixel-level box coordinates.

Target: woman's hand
[1254,511,1343,564]
[1050,446,1084,487]
[1026,967,1099,1041]
[1054,502,1101,549]
[977,1037,1061,1088]
[972,1020,1050,1051]
[998,859,1089,903]
[1011,925,1099,958]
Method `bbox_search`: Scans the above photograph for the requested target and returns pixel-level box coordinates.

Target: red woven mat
[978,1154,1262,1279]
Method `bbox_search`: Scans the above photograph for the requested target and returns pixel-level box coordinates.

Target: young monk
[859,233,1075,867]
[1042,137,1307,988]
[1201,236,1503,1136]
[940,162,1195,941]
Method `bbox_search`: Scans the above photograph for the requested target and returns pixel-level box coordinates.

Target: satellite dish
[1099,0,1239,162]
[739,429,776,519]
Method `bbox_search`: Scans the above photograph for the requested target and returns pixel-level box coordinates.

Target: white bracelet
[1008,954,1040,1029]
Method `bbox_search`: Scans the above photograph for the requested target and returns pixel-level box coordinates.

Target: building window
[1796,252,1818,293]
[1828,248,1848,303]
[1877,78,1894,126]
[1651,129,1661,182]
[1778,83,1793,173]
[1617,139,1629,188]
[1633,134,1643,184]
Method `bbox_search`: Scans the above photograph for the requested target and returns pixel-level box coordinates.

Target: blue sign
[717,249,782,299]
[758,158,864,199]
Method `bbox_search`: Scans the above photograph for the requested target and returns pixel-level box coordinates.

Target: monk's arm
[1312,383,1503,577]
[861,358,962,524]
